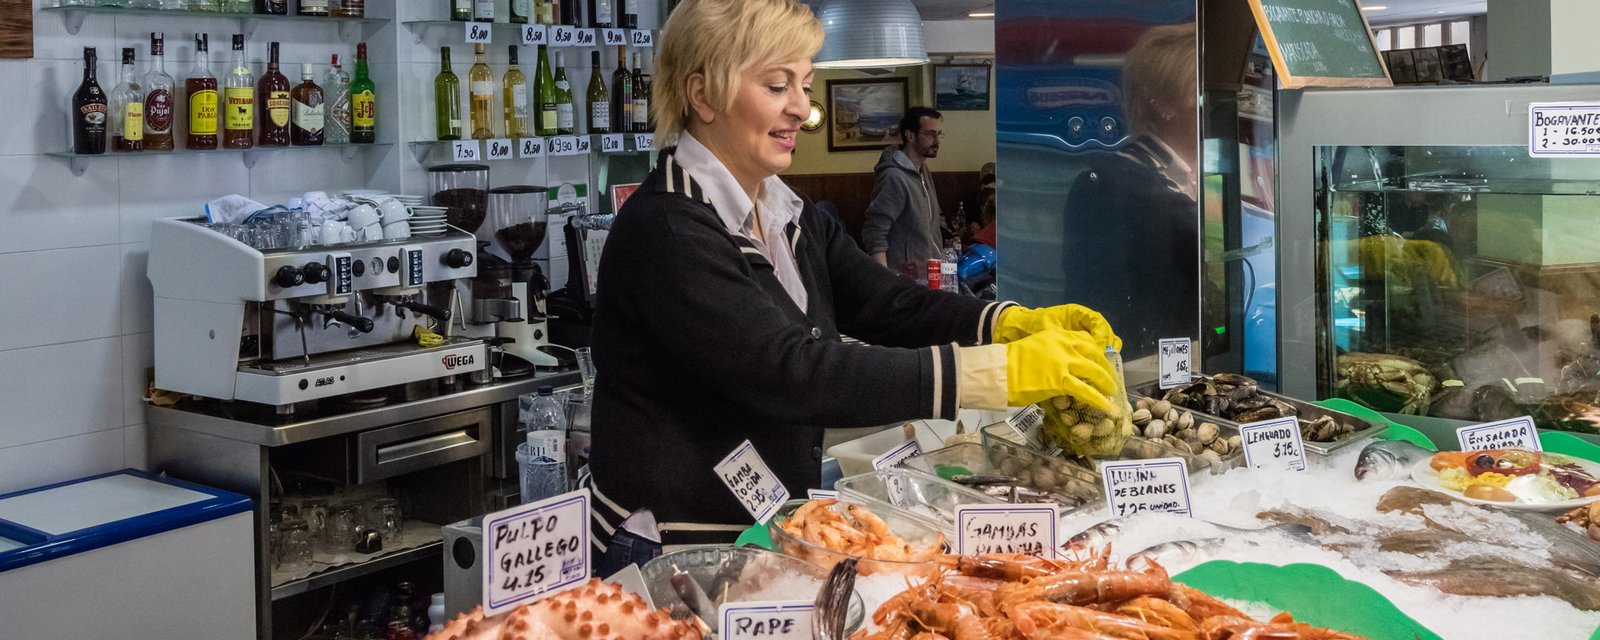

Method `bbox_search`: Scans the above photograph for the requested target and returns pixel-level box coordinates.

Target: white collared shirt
[673,132,809,312]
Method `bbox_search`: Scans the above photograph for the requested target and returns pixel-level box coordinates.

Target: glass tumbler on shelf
[367,497,402,540]
[277,518,314,573]
[326,504,363,550]
[301,498,329,542]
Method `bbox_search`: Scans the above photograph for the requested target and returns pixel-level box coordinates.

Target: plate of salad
[1411,448,1600,511]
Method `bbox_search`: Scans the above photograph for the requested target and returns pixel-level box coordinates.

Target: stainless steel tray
[1131,376,1388,456]
[1126,391,1245,471]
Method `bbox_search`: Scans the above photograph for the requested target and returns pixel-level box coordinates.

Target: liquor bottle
[257,42,291,146]
[510,0,529,23]
[350,42,376,143]
[258,0,287,14]
[324,54,351,144]
[503,45,530,138]
[620,0,637,29]
[450,0,470,21]
[223,34,254,149]
[535,0,553,24]
[630,52,648,132]
[552,51,574,135]
[142,33,176,151]
[297,0,329,16]
[468,43,495,139]
[332,0,362,17]
[609,45,631,135]
[560,0,580,25]
[111,47,143,152]
[434,46,462,140]
[473,0,493,22]
[585,50,608,134]
[587,0,612,28]
[73,47,108,155]
[186,34,218,150]
[290,63,324,145]
[534,45,557,136]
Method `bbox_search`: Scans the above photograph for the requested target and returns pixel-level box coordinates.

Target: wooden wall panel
[782,171,982,246]
[0,0,32,59]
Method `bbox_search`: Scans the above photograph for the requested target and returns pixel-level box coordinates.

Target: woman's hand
[1004,329,1118,411]
[994,304,1122,351]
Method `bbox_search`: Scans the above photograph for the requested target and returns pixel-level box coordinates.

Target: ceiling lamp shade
[812,0,929,69]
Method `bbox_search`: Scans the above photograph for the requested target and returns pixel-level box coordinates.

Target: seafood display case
[1276,84,1600,436]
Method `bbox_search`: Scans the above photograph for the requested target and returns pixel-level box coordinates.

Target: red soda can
[927,259,942,290]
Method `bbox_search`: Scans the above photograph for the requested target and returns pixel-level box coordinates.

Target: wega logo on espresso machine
[441,353,476,370]
[1025,78,1120,110]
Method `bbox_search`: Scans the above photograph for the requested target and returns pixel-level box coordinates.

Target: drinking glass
[367,497,402,540]
[575,347,596,397]
[301,498,329,542]
[326,505,363,550]
[277,518,314,573]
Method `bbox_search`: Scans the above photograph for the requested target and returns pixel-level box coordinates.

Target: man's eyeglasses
[917,130,945,139]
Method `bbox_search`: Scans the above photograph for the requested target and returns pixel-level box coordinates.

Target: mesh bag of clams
[1037,394,1136,458]
[1132,396,1242,464]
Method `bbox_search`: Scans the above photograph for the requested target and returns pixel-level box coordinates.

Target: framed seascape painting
[826,77,910,152]
[933,63,991,111]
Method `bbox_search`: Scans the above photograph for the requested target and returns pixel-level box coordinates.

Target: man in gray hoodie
[863,106,944,278]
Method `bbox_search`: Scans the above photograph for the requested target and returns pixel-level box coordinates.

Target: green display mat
[1173,560,1439,640]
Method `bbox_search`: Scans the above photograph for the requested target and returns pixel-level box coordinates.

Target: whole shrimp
[995,567,1173,611]
[1008,601,1200,640]
[1199,614,1369,640]
[937,553,1072,582]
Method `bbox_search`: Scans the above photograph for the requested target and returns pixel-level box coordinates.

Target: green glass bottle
[435,46,463,140]
[349,42,376,144]
[534,45,557,137]
[552,50,574,135]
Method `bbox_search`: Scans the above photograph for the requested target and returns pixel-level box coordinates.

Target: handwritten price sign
[630,30,653,47]
[955,504,1059,557]
[1100,458,1193,518]
[481,489,591,616]
[466,22,492,44]
[1529,103,1600,158]
[1457,416,1541,451]
[550,25,578,47]
[719,601,813,640]
[602,29,627,46]
[633,133,654,152]
[518,137,545,158]
[1158,338,1192,389]
[520,24,547,46]
[486,138,515,160]
[715,440,789,524]
[599,134,625,153]
[451,140,481,162]
[574,28,597,46]
[1238,416,1306,472]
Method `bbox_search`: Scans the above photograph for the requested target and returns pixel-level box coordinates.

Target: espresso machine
[147,217,484,412]
[472,185,563,369]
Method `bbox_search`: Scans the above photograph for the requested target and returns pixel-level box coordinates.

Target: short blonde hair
[652,0,823,143]
[1122,24,1197,136]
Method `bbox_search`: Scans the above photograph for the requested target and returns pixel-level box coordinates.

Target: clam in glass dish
[767,499,944,577]
[640,546,865,638]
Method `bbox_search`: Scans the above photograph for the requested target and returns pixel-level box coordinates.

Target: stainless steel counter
[147,370,582,447]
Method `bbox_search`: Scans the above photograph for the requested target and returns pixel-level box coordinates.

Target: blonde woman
[586,0,1122,551]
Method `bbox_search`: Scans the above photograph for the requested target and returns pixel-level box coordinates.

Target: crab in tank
[1335,352,1439,415]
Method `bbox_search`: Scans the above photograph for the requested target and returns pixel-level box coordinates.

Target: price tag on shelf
[465,22,493,44]
[481,488,591,616]
[1528,102,1600,158]
[575,28,597,46]
[718,601,813,640]
[632,133,654,151]
[1158,337,1192,389]
[1456,416,1542,451]
[486,138,515,160]
[599,134,625,153]
[872,438,921,505]
[518,137,545,158]
[630,29,654,47]
[1238,416,1307,472]
[520,24,547,46]
[573,135,592,154]
[550,25,579,47]
[715,440,790,524]
[955,504,1060,557]
[1100,458,1193,518]
[451,140,481,162]
[1007,405,1045,443]
[546,135,580,156]
[602,29,627,46]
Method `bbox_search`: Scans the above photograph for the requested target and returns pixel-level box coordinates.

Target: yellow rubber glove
[1004,329,1118,411]
[412,325,445,348]
[994,304,1122,351]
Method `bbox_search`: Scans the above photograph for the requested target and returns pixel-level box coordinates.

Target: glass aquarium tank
[1315,144,1600,434]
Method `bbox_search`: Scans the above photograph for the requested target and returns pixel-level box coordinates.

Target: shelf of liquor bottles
[43,4,388,39]
[50,142,393,176]
[407,132,651,163]
[401,20,653,49]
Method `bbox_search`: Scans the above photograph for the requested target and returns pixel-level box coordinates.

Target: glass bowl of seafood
[768,498,945,577]
[641,546,865,638]
[834,468,1002,535]
[964,432,1107,509]
[1412,448,1600,511]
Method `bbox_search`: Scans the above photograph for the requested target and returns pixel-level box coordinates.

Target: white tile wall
[0,0,659,494]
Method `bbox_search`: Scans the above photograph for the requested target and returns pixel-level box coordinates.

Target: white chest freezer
[0,469,255,639]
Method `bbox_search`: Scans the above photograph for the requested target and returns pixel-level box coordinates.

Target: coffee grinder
[483,185,559,368]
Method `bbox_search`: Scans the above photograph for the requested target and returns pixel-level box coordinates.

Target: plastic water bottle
[426,593,446,634]
[519,386,567,434]
[940,242,961,293]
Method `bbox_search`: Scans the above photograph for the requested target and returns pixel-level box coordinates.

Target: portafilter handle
[319,308,375,333]
[394,299,451,322]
